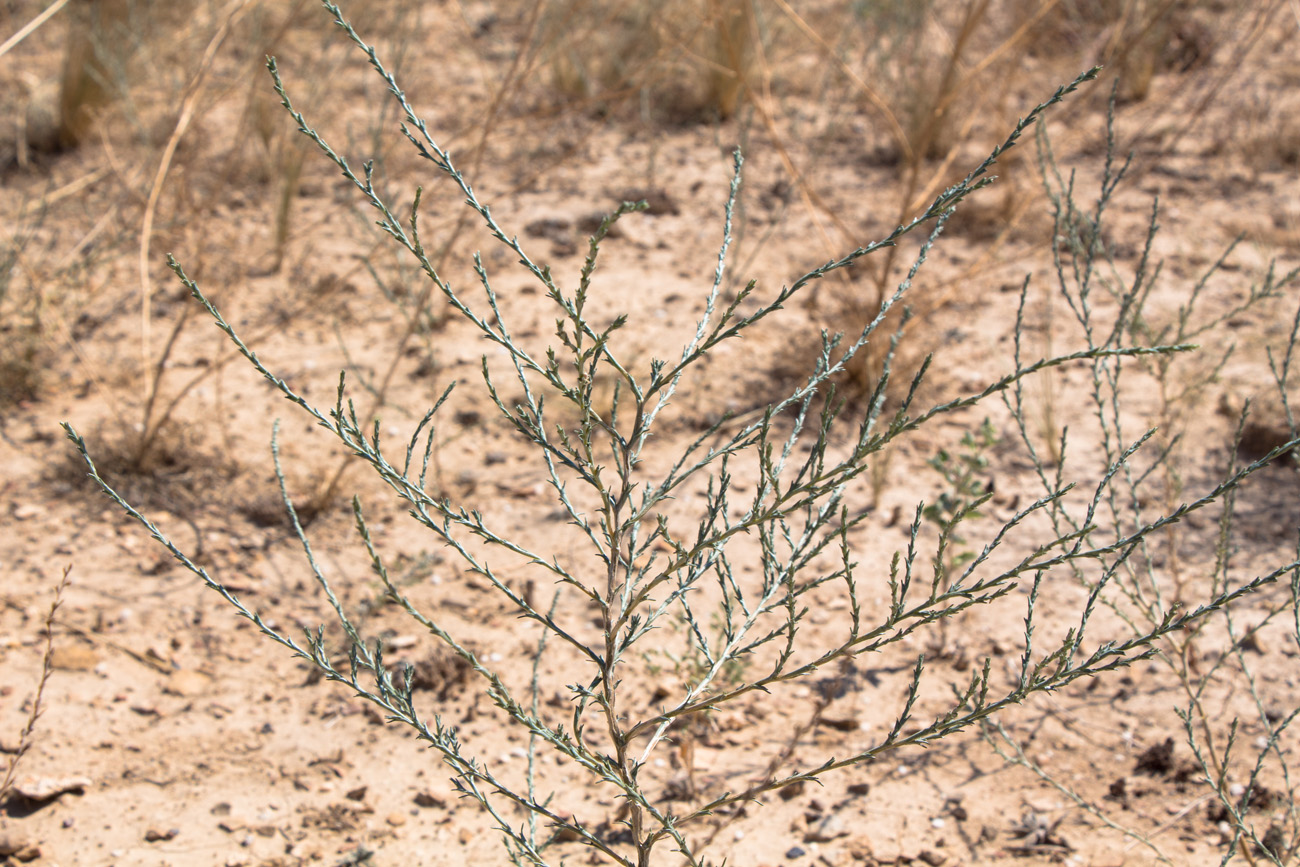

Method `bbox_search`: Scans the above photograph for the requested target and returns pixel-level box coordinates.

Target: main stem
[601,403,649,864]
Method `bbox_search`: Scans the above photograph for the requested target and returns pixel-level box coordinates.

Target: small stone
[13,843,41,863]
[805,813,848,842]
[846,782,870,797]
[345,786,368,801]
[388,635,418,651]
[50,644,99,671]
[918,851,947,866]
[413,792,446,809]
[12,775,90,801]
[11,504,43,521]
[820,713,861,732]
[778,781,806,801]
[785,846,806,859]
[0,834,36,858]
[458,828,473,845]
[164,669,211,697]
[386,813,406,827]
[144,828,179,842]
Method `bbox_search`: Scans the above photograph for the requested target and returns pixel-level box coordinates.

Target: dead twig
[0,566,70,802]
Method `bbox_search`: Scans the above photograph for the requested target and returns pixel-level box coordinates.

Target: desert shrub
[64,3,1300,865]
[982,109,1300,865]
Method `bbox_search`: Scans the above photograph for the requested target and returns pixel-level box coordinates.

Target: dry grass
[760,0,1278,408]
[0,0,1288,481]
[535,0,755,123]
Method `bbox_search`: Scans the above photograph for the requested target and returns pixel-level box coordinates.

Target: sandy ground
[2,2,1300,866]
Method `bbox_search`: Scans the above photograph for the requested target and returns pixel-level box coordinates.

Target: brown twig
[0,566,70,802]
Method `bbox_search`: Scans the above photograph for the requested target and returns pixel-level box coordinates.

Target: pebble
[0,834,40,862]
[413,792,447,809]
[12,775,90,801]
[785,846,806,859]
[778,781,806,800]
[805,813,848,842]
[50,644,99,671]
[165,669,211,697]
[458,828,473,845]
[386,813,406,827]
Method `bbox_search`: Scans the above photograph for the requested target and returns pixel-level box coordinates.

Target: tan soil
[2,3,1299,866]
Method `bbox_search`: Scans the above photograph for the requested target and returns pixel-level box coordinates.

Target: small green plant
[923,416,999,581]
[64,4,1300,866]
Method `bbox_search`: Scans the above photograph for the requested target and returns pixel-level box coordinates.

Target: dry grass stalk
[57,0,130,148]
[0,567,70,804]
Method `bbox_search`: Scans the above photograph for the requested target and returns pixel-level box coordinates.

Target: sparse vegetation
[63,3,1300,865]
[1,1,1297,864]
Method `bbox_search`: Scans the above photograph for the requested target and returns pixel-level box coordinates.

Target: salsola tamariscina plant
[62,5,1300,866]
[984,108,1300,865]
